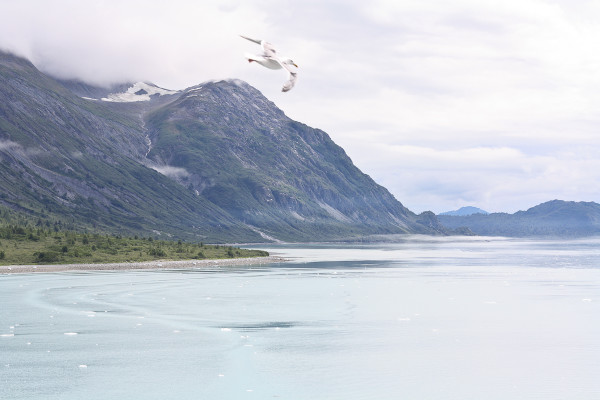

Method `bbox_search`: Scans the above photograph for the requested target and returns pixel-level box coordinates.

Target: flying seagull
[240,35,298,92]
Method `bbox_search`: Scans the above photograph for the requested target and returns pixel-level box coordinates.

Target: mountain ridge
[0,50,448,242]
[437,200,600,237]
[1,50,253,242]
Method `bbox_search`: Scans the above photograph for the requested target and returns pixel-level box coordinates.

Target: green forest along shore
[0,224,269,266]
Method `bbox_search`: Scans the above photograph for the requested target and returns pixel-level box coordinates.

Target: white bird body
[244,53,282,70]
[240,35,298,92]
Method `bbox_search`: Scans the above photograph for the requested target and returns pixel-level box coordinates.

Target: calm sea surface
[1,237,599,399]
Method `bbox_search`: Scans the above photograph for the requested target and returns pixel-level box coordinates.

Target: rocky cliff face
[144,80,444,240]
[0,50,447,242]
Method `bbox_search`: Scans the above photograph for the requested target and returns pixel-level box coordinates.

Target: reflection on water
[1,237,599,400]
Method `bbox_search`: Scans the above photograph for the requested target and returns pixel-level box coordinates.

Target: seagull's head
[283,58,298,68]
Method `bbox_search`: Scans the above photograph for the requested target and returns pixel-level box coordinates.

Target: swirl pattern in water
[1,237,600,400]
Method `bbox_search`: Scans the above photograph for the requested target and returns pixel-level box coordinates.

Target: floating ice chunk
[221,328,231,332]
[173,330,181,333]
[64,332,78,336]
[1,334,14,337]
[218,374,225,378]
[582,298,592,302]
[78,365,88,368]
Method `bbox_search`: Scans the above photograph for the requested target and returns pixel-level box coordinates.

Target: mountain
[0,50,447,242]
[142,80,449,240]
[438,200,600,237]
[0,51,255,242]
[439,206,488,216]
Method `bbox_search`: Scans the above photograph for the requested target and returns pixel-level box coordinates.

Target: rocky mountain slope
[0,51,254,242]
[438,200,600,237]
[0,50,447,242]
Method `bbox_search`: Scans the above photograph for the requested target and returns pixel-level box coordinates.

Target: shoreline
[0,255,287,274]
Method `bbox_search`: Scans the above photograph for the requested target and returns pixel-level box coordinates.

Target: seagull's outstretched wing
[239,35,277,57]
[277,60,298,92]
[281,71,297,92]
[260,41,277,57]
[239,35,261,45]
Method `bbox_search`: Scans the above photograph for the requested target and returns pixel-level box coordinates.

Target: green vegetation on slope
[0,223,268,266]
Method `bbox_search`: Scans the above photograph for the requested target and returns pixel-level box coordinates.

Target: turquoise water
[1,237,599,399]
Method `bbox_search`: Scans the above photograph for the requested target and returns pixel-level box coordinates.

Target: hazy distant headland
[437,200,600,237]
[439,206,489,216]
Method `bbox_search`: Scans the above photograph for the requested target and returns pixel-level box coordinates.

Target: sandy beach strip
[0,255,287,274]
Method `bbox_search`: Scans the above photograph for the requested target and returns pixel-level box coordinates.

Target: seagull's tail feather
[239,35,262,45]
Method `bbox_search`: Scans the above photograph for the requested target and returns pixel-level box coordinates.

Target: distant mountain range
[437,200,600,237]
[439,206,488,216]
[0,50,448,242]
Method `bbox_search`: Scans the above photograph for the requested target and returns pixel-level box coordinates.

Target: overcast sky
[2,0,599,213]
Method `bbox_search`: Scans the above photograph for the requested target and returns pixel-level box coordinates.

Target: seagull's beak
[293,63,299,68]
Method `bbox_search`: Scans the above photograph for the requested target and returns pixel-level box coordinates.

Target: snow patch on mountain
[102,82,178,102]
